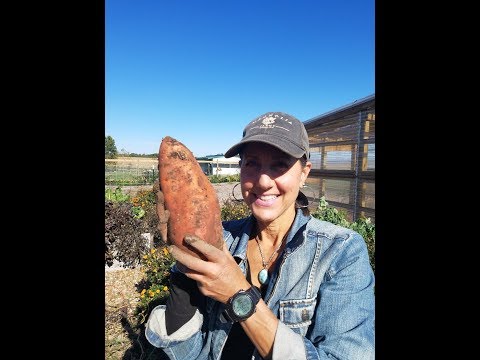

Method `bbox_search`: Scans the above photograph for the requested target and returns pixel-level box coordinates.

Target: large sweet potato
[157,136,224,259]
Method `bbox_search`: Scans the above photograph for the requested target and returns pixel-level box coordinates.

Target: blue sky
[105,0,375,157]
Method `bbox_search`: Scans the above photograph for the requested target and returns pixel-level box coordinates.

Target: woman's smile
[254,194,279,207]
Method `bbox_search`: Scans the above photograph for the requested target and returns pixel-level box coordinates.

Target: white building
[196,154,241,176]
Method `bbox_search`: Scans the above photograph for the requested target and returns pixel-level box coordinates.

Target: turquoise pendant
[258,268,269,285]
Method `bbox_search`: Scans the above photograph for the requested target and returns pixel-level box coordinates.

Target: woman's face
[240,142,311,225]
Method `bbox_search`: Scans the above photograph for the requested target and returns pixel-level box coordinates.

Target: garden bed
[105,267,169,360]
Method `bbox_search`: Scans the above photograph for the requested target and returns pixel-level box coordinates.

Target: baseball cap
[224,112,310,159]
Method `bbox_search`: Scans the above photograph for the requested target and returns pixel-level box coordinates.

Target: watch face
[232,293,253,317]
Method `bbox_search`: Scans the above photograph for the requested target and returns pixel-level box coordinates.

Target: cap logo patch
[251,113,292,132]
[261,115,276,126]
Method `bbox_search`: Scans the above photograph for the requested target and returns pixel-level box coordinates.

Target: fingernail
[184,235,196,244]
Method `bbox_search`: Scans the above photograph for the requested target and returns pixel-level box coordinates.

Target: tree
[105,135,118,159]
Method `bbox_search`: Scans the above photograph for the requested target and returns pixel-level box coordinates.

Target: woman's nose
[257,172,273,189]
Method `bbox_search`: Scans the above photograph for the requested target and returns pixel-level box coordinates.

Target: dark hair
[295,155,310,216]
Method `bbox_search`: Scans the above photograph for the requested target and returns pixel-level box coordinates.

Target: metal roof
[303,93,375,128]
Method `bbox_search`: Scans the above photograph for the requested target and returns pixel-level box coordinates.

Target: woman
[145,112,375,359]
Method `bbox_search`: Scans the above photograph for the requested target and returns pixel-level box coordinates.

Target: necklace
[255,233,287,286]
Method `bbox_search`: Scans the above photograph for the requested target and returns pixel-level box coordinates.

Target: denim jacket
[145,209,375,359]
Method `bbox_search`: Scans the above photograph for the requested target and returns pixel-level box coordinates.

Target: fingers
[168,244,207,274]
[174,261,190,274]
[152,179,160,193]
[158,210,169,242]
[155,187,167,221]
[184,234,224,262]
[154,183,170,242]
[167,234,224,272]
[168,237,249,303]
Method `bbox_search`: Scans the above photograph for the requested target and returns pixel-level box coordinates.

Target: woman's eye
[244,160,257,167]
[272,162,288,169]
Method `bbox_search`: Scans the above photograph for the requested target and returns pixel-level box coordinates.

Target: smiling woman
[144,111,375,360]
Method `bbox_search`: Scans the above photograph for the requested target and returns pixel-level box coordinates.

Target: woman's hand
[168,234,250,304]
[155,179,248,301]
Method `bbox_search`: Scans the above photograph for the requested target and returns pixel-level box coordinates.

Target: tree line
[105,135,157,159]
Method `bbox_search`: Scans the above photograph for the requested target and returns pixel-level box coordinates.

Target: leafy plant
[105,186,158,267]
[105,186,130,202]
[105,201,150,267]
[208,174,240,183]
[132,206,145,219]
[311,196,375,273]
[350,217,375,273]
[220,198,251,221]
[312,196,350,228]
[135,246,175,323]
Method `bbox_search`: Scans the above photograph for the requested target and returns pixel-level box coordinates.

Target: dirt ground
[105,268,144,359]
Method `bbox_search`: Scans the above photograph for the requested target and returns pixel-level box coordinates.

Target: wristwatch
[223,286,262,322]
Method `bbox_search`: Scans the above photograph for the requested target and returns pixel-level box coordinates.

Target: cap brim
[224,135,306,158]
[224,142,244,158]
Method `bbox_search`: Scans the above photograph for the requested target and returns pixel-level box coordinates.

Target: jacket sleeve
[144,265,206,359]
[165,270,205,334]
